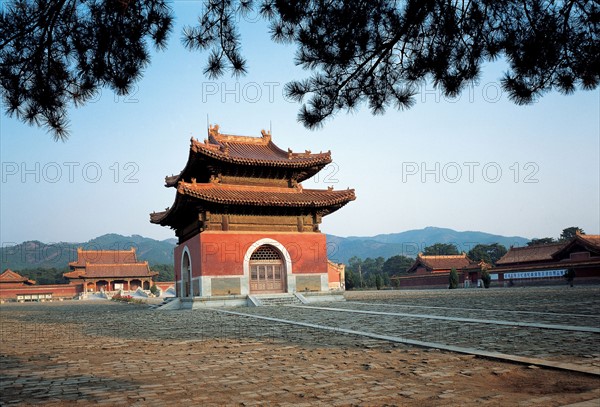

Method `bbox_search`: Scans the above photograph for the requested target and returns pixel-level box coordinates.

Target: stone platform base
[158,292,345,310]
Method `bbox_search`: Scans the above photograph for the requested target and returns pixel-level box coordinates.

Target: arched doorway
[182,250,191,297]
[249,245,285,293]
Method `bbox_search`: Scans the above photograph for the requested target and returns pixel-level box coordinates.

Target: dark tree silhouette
[468,243,507,265]
[2,0,598,138]
[382,255,414,275]
[191,0,599,128]
[0,0,173,139]
[560,226,585,241]
[423,243,459,256]
[527,237,556,246]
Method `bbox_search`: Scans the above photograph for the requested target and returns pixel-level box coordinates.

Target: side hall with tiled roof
[0,269,82,302]
[394,254,491,289]
[491,232,600,285]
[0,269,36,287]
[408,253,473,273]
[64,248,157,293]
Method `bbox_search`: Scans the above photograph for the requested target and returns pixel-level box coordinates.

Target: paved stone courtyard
[1,286,599,406]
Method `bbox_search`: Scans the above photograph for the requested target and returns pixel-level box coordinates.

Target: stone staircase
[249,293,306,306]
[149,296,179,310]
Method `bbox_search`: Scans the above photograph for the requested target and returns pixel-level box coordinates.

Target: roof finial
[261,129,271,142]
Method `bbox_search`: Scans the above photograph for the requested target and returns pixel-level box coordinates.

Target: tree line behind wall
[344,243,509,290]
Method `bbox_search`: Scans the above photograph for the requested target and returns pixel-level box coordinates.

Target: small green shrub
[481,269,491,288]
[564,268,576,287]
[449,268,459,289]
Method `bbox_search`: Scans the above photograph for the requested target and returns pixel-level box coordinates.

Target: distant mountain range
[1,234,175,271]
[326,227,529,263]
[1,227,529,270]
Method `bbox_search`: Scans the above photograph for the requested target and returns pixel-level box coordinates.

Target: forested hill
[1,234,175,270]
[1,227,529,270]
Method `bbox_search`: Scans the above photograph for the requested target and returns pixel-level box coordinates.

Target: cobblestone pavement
[1,286,599,406]
[236,287,600,367]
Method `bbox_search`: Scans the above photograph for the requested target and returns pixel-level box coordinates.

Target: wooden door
[249,245,285,293]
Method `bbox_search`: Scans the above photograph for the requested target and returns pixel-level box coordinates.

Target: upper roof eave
[164,126,333,187]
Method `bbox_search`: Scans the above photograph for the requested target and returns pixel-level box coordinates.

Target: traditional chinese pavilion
[63,247,158,292]
[151,125,355,300]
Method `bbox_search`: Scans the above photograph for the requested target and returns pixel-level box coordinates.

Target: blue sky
[1,1,599,246]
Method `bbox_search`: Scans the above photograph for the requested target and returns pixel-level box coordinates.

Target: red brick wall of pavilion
[174,231,328,295]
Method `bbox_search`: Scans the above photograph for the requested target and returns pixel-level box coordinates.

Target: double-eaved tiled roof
[79,263,156,278]
[152,125,355,231]
[64,248,157,280]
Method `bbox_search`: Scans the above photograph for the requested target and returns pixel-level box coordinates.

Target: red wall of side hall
[0,284,83,299]
[175,232,328,278]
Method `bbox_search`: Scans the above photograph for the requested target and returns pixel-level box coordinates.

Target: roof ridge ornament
[209,124,220,137]
[261,129,272,142]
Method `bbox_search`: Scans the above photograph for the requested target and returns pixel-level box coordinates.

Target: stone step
[254,294,302,306]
